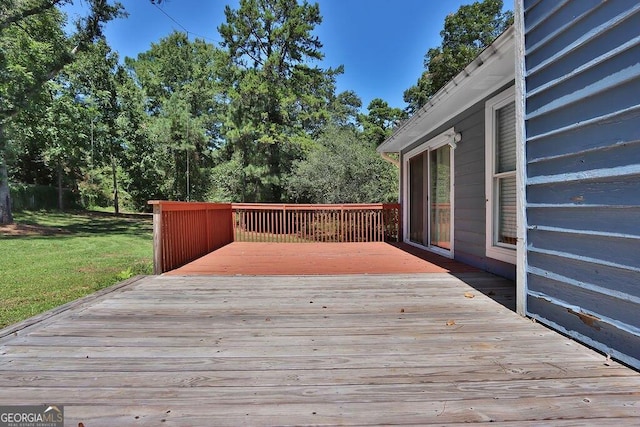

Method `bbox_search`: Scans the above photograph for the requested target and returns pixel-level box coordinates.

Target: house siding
[522,0,640,368]
[401,84,516,281]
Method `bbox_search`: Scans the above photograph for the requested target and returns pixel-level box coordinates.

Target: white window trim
[485,86,517,265]
[402,127,459,259]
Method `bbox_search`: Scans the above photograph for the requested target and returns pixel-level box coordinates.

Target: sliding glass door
[406,142,453,256]
[409,153,426,245]
[430,145,451,251]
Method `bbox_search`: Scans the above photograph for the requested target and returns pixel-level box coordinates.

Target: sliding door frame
[402,127,458,259]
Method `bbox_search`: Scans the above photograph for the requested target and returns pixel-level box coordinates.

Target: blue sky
[63,1,511,110]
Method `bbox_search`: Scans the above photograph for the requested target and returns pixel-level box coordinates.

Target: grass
[0,210,153,329]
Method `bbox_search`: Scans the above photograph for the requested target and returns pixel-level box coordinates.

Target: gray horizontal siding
[528,228,640,270]
[528,272,639,330]
[527,175,640,206]
[453,89,516,280]
[528,139,640,178]
[453,101,485,250]
[526,103,640,161]
[523,0,640,369]
[526,73,639,138]
[527,295,640,367]
[526,1,640,89]
[527,250,640,299]
[527,205,640,236]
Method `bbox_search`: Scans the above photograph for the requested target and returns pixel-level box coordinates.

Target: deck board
[1,273,639,425]
[167,242,480,275]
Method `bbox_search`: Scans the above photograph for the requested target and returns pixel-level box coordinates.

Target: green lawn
[0,210,153,328]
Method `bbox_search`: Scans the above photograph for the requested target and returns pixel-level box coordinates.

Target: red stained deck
[167,242,479,276]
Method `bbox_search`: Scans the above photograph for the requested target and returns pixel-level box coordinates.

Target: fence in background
[10,183,81,211]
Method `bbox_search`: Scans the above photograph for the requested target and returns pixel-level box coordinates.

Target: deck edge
[0,275,148,342]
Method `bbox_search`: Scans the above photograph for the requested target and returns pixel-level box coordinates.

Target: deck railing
[149,201,234,274]
[149,201,401,273]
[233,203,401,243]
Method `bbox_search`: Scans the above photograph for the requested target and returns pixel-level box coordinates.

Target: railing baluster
[265,209,269,243]
[306,210,311,241]
[362,211,371,242]
[353,210,357,242]
[271,208,275,242]
[370,211,375,242]
[253,209,257,242]
[247,209,251,242]
[345,210,350,242]
[246,211,253,242]
[287,209,291,243]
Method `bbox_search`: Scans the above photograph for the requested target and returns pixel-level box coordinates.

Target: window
[485,86,516,264]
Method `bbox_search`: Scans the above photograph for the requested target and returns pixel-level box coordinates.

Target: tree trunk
[268,141,282,201]
[0,124,14,225]
[57,161,64,211]
[111,154,119,214]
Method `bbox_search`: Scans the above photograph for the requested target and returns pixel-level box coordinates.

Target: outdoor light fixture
[446,130,462,150]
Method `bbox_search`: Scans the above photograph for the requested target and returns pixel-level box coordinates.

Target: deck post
[398,205,402,242]
[152,202,163,275]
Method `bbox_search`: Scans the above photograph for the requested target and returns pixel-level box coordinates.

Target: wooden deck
[168,242,480,276]
[1,268,639,425]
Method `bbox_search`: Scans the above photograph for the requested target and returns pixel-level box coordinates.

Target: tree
[0,0,124,121]
[0,0,124,224]
[66,40,124,213]
[0,0,68,32]
[41,84,91,210]
[217,0,342,202]
[115,67,160,210]
[1,6,66,222]
[287,125,398,204]
[404,0,513,114]
[358,98,407,147]
[328,90,362,129]
[125,31,222,205]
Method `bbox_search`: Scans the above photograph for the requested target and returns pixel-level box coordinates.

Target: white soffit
[378,26,515,153]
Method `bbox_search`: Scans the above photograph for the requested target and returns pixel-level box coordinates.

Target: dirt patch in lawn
[0,223,71,237]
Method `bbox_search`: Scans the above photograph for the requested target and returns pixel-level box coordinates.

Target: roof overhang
[378,26,515,153]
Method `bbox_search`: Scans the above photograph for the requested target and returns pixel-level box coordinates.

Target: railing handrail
[231,203,396,211]
[149,200,232,211]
